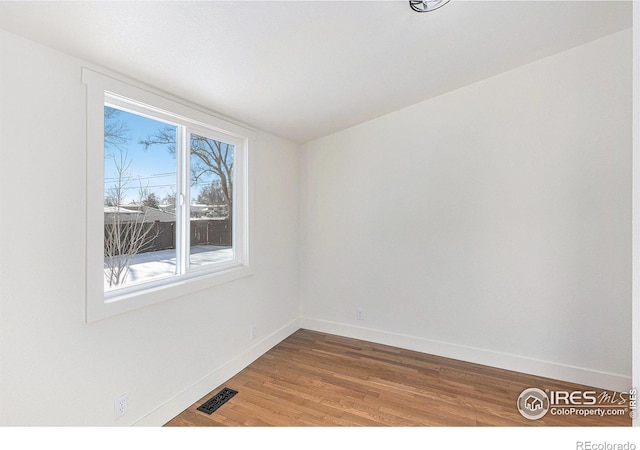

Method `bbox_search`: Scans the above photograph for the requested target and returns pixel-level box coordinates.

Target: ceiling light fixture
[409,0,451,13]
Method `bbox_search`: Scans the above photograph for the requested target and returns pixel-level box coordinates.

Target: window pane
[189,133,234,269]
[103,106,178,291]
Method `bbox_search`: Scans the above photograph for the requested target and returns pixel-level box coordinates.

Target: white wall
[300,29,632,391]
[0,30,300,426]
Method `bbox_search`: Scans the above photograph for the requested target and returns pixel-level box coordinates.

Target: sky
[104,107,221,206]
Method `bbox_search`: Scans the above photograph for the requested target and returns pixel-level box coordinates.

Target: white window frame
[83,68,253,322]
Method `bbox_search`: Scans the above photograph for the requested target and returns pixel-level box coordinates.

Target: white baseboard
[133,317,301,426]
[133,315,630,426]
[300,317,632,393]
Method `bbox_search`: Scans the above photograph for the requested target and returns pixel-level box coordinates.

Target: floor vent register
[197,387,238,415]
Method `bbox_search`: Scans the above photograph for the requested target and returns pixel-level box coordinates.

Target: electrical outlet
[250,324,256,340]
[356,307,364,321]
[114,393,128,419]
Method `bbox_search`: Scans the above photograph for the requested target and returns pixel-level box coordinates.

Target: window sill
[87,264,253,323]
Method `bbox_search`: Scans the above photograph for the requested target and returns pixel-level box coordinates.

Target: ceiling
[0,1,632,143]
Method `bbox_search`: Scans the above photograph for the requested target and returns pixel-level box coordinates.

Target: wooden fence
[105,219,231,255]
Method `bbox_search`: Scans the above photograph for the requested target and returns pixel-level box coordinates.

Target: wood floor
[165,329,631,427]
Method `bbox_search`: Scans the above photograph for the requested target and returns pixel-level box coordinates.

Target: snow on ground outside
[104,244,233,290]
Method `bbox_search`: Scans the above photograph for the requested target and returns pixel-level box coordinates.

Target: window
[83,69,252,322]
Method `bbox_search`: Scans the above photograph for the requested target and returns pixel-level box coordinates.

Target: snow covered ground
[104,244,233,290]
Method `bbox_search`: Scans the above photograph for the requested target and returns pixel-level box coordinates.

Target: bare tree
[196,180,225,205]
[161,190,176,209]
[104,106,129,152]
[103,110,158,288]
[137,180,160,209]
[141,130,234,219]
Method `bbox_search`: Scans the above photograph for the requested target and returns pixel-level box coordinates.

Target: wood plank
[164,329,631,427]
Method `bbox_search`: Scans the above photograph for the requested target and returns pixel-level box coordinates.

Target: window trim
[82,68,253,323]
